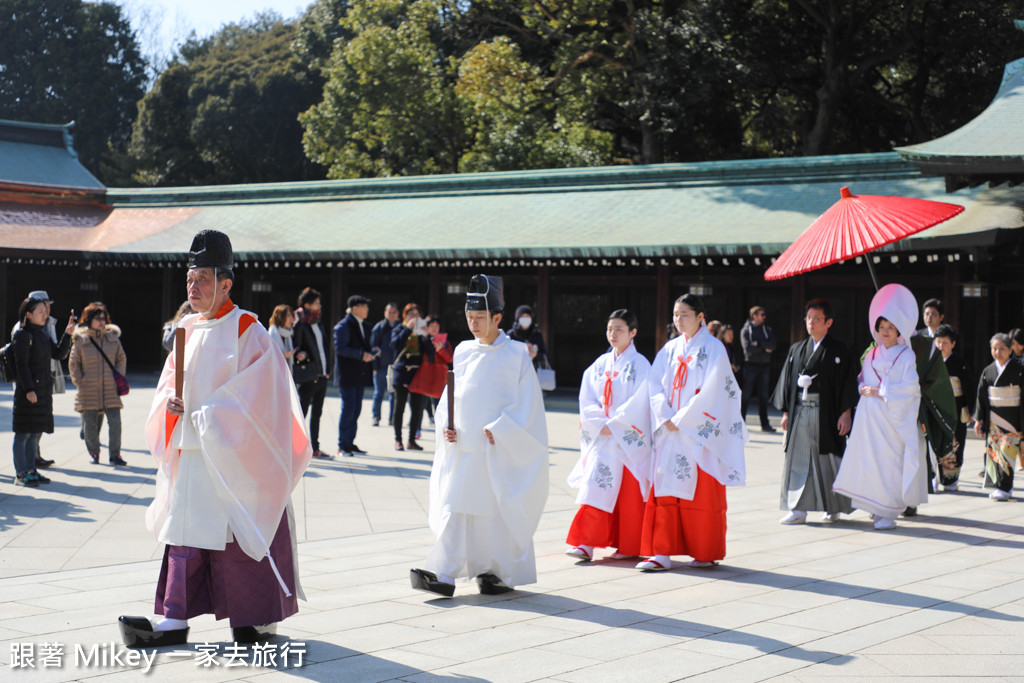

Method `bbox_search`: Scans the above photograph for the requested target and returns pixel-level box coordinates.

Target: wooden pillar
[656,264,670,350]
[428,268,441,316]
[536,266,551,359]
[944,261,960,328]
[162,266,176,321]
[0,262,7,338]
[790,274,806,343]
[331,268,345,327]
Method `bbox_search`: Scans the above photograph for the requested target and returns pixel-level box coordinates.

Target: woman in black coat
[508,304,548,369]
[11,297,74,487]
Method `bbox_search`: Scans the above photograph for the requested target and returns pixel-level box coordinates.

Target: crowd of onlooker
[258,289,549,459]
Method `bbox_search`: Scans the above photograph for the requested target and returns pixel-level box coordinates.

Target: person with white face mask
[508,304,548,370]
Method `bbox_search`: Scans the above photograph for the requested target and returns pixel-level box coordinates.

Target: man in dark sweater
[334,295,374,457]
[293,287,332,459]
[741,305,777,432]
[369,302,400,426]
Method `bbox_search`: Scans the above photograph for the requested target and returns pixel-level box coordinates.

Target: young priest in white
[410,274,549,596]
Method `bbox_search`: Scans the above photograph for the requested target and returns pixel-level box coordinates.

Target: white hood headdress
[868,284,918,348]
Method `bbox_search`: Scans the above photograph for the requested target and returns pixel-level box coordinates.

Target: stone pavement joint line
[2,379,1024,681]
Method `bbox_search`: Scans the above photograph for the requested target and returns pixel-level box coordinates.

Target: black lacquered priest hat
[466,274,504,312]
[187,230,234,271]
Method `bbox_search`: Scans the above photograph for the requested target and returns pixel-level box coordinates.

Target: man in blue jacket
[741,305,777,433]
[334,295,374,457]
[369,302,400,427]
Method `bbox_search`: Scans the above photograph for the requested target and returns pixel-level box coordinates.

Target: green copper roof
[0,120,103,189]
[96,152,1022,263]
[896,59,1024,183]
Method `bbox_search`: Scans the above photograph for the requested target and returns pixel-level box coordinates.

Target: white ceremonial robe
[648,325,748,500]
[568,343,652,511]
[427,331,549,586]
[833,343,923,518]
[144,304,312,585]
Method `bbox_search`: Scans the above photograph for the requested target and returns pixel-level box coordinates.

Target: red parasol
[764,186,965,289]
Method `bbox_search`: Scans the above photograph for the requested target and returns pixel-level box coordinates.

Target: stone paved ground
[1,377,1023,682]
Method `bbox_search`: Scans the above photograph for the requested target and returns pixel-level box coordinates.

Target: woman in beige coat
[69,302,127,466]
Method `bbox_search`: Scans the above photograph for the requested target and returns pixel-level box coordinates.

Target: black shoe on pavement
[410,568,455,597]
[349,445,367,455]
[761,426,778,433]
[35,456,54,469]
[406,440,424,451]
[118,616,189,649]
[110,455,128,466]
[476,572,514,595]
[232,623,277,644]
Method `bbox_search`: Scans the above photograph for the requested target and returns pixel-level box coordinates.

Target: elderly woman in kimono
[566,309,652,562]
[974,332,1024,500]
[640,294,748,571]
[833,284,923,530]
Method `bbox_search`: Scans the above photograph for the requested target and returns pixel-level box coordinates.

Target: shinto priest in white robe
[145,300,312,600]
[427,330,549,587]
[833,284,924,518]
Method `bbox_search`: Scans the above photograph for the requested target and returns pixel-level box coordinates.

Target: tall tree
[0,0,148,182]
[129,12,327,186]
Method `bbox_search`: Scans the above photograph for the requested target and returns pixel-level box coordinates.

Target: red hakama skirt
[566,468,645,556]
[640,467,727,562]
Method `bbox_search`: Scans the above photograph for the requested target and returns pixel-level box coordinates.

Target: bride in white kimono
[833,284,923,530]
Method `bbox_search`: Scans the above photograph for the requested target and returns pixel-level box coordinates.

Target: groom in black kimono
[772,299,859,524]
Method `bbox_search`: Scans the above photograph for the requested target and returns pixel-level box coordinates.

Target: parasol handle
[447,370,455,432]
[865,257,881,291]
[174,328,185,399]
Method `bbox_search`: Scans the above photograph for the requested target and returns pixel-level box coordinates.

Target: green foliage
[129,12,326,186]
[0,0,147,182]
[300,0,467,178]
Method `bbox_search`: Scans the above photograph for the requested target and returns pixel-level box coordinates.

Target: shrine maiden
[566,309,652,562]
[640,294,748,571]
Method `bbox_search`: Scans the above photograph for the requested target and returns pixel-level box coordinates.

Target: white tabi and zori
[565,309,652,562]
[119,230,312,647]
[410,274,549,597]
[833,284,925,530]
[639,294,748,571]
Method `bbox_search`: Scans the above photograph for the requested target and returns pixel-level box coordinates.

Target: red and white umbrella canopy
[764,186,965,281]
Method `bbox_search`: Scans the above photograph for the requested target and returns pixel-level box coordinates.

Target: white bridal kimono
[648,325,748,499]
[427,331,549,587]
[568,343,652,511]
[833,284,925,519]
[144,302,312,590]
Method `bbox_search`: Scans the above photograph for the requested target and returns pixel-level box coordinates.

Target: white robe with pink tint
[647,325,748,501]
[144,305,312,578]
[569,343,653,511]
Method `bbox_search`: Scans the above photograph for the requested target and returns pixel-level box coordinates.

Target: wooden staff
[446,370,455,431]
[174,328,185,399]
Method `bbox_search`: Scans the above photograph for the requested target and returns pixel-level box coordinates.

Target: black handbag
[293,356,317,384]
[291,324,318,384]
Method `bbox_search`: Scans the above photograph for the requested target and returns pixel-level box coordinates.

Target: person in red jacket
[409,316,454,424]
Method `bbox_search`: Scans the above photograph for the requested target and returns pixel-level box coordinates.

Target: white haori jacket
[430,331,549,552]
[144,303,312,581]
[568,343,653,511]
[648,325,748,501]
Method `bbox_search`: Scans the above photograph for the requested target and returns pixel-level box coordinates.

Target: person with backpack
[11,297,74,487]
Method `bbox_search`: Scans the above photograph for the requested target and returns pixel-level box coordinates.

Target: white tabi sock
[154,617,188,632]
